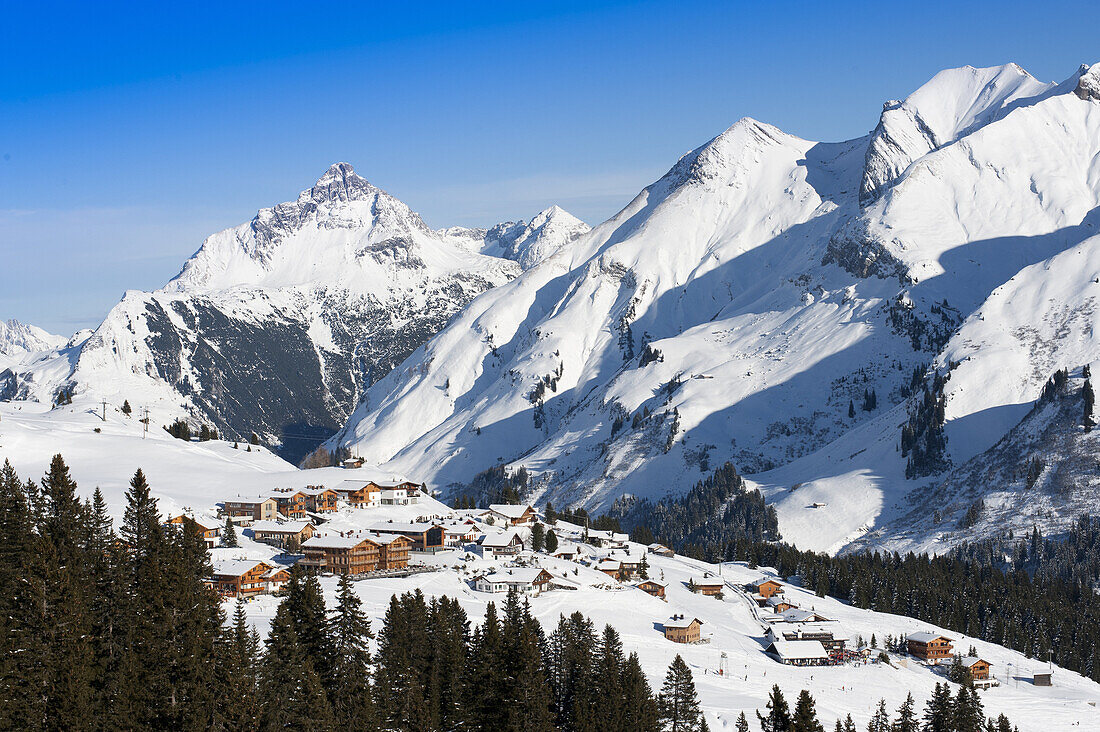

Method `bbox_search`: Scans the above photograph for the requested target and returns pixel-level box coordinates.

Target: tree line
[0,454,707,731]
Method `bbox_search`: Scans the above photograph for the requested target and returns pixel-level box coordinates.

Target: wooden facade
[636,580,667,600]
[750,579,784,599]
[369,522,445,551]
[963,657,992,681]
[210,560,277,599]
[663,616,702,643]
[907,633,954,663]
[223,496,279,521]
[166,514,221,547]
[301,533,413,575]
[251,520,315,548]
[693,580,724,596]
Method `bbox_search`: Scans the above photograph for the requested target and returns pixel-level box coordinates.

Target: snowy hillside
[0,164,585,461]
[332,62,1100,554]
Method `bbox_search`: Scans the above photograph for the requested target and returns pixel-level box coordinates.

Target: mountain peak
[1075,63,1100,102]
[299,161,378,205]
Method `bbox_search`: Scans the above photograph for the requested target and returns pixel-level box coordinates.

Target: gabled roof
[961,656,991,668]
[170,513,221,531]
[369,521,439,533]
[693,577,724,587]
[751,578,783,588]
[597,559,622,570]
[907,631,952,644]
[777,608,831,623]
[477,568,552,584]
[211,559,271,578]
[766,595,794,607]
[767,640,830,660]
[664,615,703,629]
[366,531,413,546]
[331,479,381,493]
[636,580,667,588]
[303,535,374,549]
[488,504,534,519]
[251,520,312,533]
[481,530,522,547]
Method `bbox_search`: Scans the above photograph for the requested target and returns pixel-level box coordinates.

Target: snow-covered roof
[367,531,412,546]
[251,520,311,533]
[962,656,991,668]
[331,479,381,493]
[908,632,952,644]
[636,580,667,588]
[488,504,534,519]
[369,521,438,533]
[211,559,270,577]
[766,595,794,607]
[693,577,724,586]
[303,535,369,549]
[477,568,550,584]
[777,608,830,623]
[597,559,622,570]
[481,530,522,547]
[906,629,950,642]
[664,615,703,629]
[767,640,830,660]
[171,513,221,531]
[751,578,782,588]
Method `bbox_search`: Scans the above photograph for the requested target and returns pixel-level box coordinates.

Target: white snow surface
[331,62,1100,554]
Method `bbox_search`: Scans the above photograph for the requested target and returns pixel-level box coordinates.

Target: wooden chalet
[765,640,831,666]
[691,578,725,596]
[369,522,445,552]
[443,522,482,547]
[209,559,278,598]
[342,457,365,469]
[749,578,784,600]
[166,513,221,547]
[222,495,279,522]
[250,520,315,548]
[647,543,674,557]
[663,615,703,644]
[597,559,624,579]
[474,568,554,596]
[487,503,537,526]
[332,479,382,508]
[765,595,797,613]
[299,486,339,513]
[479,530,523,558]
[635,580,667,600]
[962,656,992,681]
[907,632,954,663]
[776,608,833,624]
[301,532,413,575]
[766,623,846,652]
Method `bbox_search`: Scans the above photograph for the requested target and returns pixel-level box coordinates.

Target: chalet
[267,489,311,519]
[691,578,725,597]
[342,457,365,469]
[209,559,277,598]
[300,532,413,575]
[765,640,831,666]
[223,495,279,522]
[766,623,846,652]
[250,520,315,548]
[663,615,703,644]
[1033,672,1052,686]
[444,523,482,547]
[332,479,382,508]
[487,503,537,526]
[749,578,784,600]
[961,656,992,682]
[597,559,624,579]
[478,530,523,558]
[263,565,291,594]
[776,608,833,624]
[369,522,445,552]
[765,595,797,613]
[635,580,667,600]
[647,543,674,557]
[907,632,954,664]
[586,529,629,548]
[552,543,584,561]
[299,486,339,513]
[474,568,554,596]
[166,513,221,547]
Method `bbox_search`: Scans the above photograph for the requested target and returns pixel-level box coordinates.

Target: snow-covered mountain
[0,319,66,358]
[0,164,586,461]
[331,62,1100,553]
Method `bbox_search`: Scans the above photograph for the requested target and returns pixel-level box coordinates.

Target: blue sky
[3,0,1098,333]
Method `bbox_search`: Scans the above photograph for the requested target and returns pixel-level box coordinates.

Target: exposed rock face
[1075,64,1100,102]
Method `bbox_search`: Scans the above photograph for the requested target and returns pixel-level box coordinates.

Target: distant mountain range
[6,62,1100,554]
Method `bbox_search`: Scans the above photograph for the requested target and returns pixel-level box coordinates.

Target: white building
[474,568,554,595]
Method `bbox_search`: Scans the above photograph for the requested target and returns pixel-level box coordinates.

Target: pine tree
[867,699,889,732]
[215,597,262,730]
[325,574,375,728]
[791,690,824,732]
[736,711,750,732]
[426,596,469,731]
[547,611,596,730]
[621,651,659,732]
[758,684,791,732]
[658,655,704,732]
[261,605,334,730]
[500,592,555,732]
[375,592,431,731]
[466,601,506,730]
[39,454,95,728]
[223,516,238,547]
[532,521,547,553]
[951,685,984,732]
[922,683,952,732]
[639,553,650,579]
[849,400,856,418]
[586,624,627,730]
[121,399,132,415]
[1084,377,1095,431]
[892,692,917,732]
[546,529,559,553]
